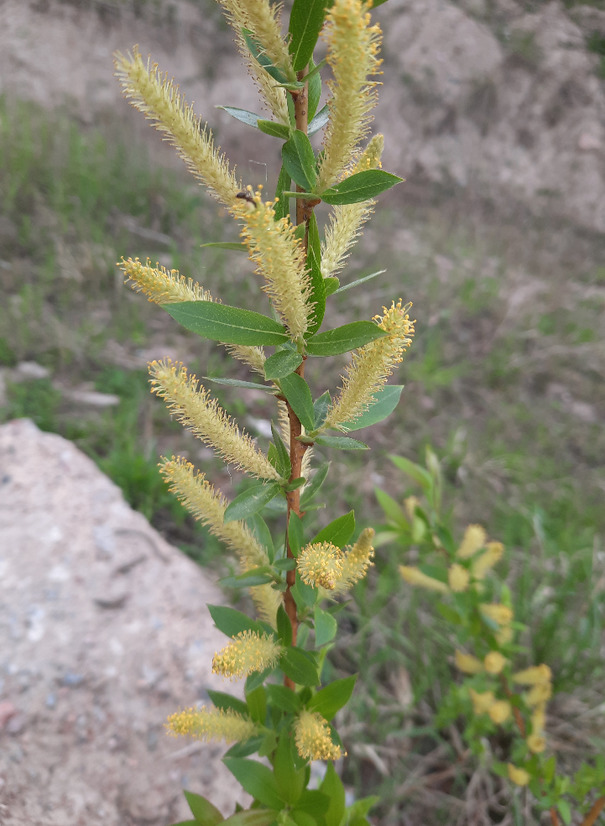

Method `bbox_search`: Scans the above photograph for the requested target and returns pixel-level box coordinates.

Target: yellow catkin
[527,734,546,753]
[488,700,512,724]
[114,47,240,206]
[448,563,470,592]
[159,456,281,624]
[119,257,214,304]
[321,134,384,280]
[212,630,282,681]
[298,542,345,590]
[150,359,281,482]
[324,300,414,431]
[166,706,256,743]
[234,189,313,341]
[455,650,484,675]
[480,603,514,627]
[507,764,531,787]
[218,0,291,124]
[471,541,504,579]
[400,565,449,594]
[525,682,552,707]
[484,651,507,675]
[469,689,495,714]
[333,528,376,593]
[456,524,487,559]
[512,664,552,686]
[316,0,382,190]
[294,711,344,761]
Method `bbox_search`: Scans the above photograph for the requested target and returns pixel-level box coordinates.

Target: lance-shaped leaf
[305,321,387,356]
[224,481,282,523]
[280,373,316,432]
[307,675,357,720]
[264,349,303,381]
[333,269,386,294]
[319,170,403,205]
[258,120,291,139]
[308,103,328,136]
[242,29,289,85]
[274,164,291,222]
[184,790,224,826]
[223,758,284,810]
[282,131,317,191]
[164,302,289,346]
[314,607,337,647]
[306,212,326,336]
[208,605,264,639]
[217,106,260,129]
[219,569,275,589]
[288,0,331,71]
[313,435,369,450]
[338,385,404,431]
[280,648,321,686]
[311,511,355,548]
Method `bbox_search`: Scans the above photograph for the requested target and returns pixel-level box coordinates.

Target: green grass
[1,95,604,824]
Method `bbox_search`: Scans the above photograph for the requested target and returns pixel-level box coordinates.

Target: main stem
[283,70,313,689]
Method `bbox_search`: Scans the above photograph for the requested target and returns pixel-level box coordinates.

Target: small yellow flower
[530,704,546,735]
[298,542,345,590]
[166,706,256,744]
[456,525,487,559]
[400,565,449,594]
[525,682,552,707]
[455,650,484,674]
[488,700,511,724]
[471,541,504,579]
[212,631,282,681]
[507,763,531,787]
[448,563,470,592]
[480,603,514,627]
[495,625,515,646]
[294,711,343,762]
[512,664,551,686]
[484,651,507,675]
[527,734,546,753]
[469,689,495,714]
[333,528,376,593]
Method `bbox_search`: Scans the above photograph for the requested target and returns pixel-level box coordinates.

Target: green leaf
[242,29,289,85]
[258,119,291,139]
[312,511,355,547]
[306,212,326,335]
[291,577,317,610]
[221,812,278,826]
[276,604,293,647]
[308,103,328,136]
[313,391,331,430]
[246,513,275,560]
[374,487,407,528]
[207,690,248,716]
[305,321,386,356]
[300,462,330,509]
[319,763,345,826]
[216,106,259,128]
[273,558,295,572]
[184,791,224,825]
[200,241,247,251]
[314,606,337,647]
[170,821,200,826]
[264,349,303,380]
[319,170,403,205]
[224,482,282,523]
[282,130,317,191]
[208,605,263,638]
[288,511,304,557]
[288,0,330,71]
[266,683,303,713]
[307,63,322,123]
[280,373,316,431]
[164,302,289,346]
[389,455,433,489]
[313,435,369,450]
[223,758,283,809]
[346,796,379,821]
[295,790,330,818]
[245,667,273,695]
[308,675,357,720]
[333,269,386,294]
[270,422,291,478]
[557,801,572,826]
[218,568,275,589]
[323,276,339,296]
[246,685,267,724]
[274,164,292,222]
[274,735,305,805]
[285,477,306,492]
[338,386,403,432]
[203,377,274,392]
[280,648,320,686]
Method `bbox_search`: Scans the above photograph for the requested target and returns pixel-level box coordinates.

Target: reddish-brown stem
[580,796,605,826]
[282,70,316,689]
[500,674,526,738]
[549,807,560,826]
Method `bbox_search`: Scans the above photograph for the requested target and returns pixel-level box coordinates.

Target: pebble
[61,672,85,688]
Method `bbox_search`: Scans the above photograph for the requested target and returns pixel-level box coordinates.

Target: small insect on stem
[236,190,257,208]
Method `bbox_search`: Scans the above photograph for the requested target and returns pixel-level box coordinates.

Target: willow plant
[115,2,410,824]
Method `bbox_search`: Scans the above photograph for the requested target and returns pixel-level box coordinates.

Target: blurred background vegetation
[0,0,603,823]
